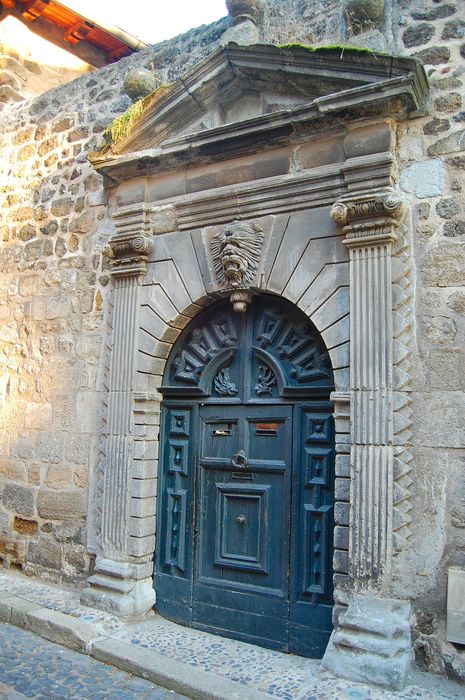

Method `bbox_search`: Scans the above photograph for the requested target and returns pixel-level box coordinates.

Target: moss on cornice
[103,82,174,145]
[276,43,386,56]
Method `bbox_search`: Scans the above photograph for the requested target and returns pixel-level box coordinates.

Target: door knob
[231,449,248,470]
[236,515,246,525]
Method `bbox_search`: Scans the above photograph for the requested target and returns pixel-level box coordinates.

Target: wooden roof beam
[106,45,133,62]
[64,19,93,45]
[21,0,49,21]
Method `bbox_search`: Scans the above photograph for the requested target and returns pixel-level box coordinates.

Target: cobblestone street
[0,623,187,700]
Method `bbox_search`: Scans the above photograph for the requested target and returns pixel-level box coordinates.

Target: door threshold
[113,612,322,698]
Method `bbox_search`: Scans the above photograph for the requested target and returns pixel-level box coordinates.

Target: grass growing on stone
[276,43,386,56]
[103,83,174,145]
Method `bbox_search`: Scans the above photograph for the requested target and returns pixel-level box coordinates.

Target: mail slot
[255,423,279,435]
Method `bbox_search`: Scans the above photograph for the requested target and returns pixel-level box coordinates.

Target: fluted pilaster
[82,206,156,618]
[331,189,404,584]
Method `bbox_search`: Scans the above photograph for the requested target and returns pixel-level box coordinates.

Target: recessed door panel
[193,404,291,645]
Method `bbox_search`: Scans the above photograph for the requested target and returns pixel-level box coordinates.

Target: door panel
[154,405,194,624]
[193,405,291,648]
[289,406,334,657]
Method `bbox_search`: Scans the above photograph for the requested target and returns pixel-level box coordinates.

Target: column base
[321,594,411,690]
[81,558,155,620]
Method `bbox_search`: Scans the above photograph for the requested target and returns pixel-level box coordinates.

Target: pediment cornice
[90,43,428,185]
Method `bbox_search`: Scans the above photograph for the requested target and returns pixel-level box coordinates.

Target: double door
[155,400,334,658]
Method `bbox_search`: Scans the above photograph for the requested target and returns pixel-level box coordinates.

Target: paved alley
[0,623,187,700]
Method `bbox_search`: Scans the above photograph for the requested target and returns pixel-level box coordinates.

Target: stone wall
[0,0,464,679]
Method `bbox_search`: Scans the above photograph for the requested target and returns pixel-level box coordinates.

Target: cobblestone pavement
[0,623,188,700]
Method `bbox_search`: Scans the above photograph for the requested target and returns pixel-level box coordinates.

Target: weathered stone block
[24,402,53,430]
[428,130,465,157]
[115,180,145,207]
[334,502,350,526]
[0,459,27,482]
[423,316,457,344]
[411,4,456,21]
[334,525,349,550]
[333,549,349,573]
[68,211,94,234]
[68,127,89,143]
[426,349,463,390]
[17,144,35,161]
[435,94,462,114]
[24,608,95,652]
[45,464,73,490]
[37,489,85,520]
[400,159,444,199]
[403,23,435,48]
[0,533,27,563]
[52,521,84,544]
[51,197,73,217]
[442,19,465,41]
[416,393,465,448]
[447,567,465,644]
[52,117,75,133]
[421,243,465,286]
[413,46,450,65]
[13,516,38,537]
[2,482,36,517]
[322,596,411,689]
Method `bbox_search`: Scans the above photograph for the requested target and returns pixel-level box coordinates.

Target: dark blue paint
[154,295,335,657]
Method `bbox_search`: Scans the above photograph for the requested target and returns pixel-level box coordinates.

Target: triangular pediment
[92,42,428,181]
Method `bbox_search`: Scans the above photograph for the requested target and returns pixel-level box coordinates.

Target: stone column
[81,206,156,618]
[322,190,412,689]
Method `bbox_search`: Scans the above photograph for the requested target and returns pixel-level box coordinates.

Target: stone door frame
[81,175,412,664]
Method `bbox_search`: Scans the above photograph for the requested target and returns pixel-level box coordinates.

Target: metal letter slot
[256,422,278,436]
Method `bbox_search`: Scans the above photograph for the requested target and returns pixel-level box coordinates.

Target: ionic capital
[331,189,405,248]
[103,232,153,277]
[103,205,154,277]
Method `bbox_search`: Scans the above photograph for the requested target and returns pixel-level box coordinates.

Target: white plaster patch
[400,159,445,199]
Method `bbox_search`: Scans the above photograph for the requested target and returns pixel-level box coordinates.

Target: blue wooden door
[193,404,292,649]
[154,295,334,657]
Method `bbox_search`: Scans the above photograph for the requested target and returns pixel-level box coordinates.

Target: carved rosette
[211,219,264,312]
